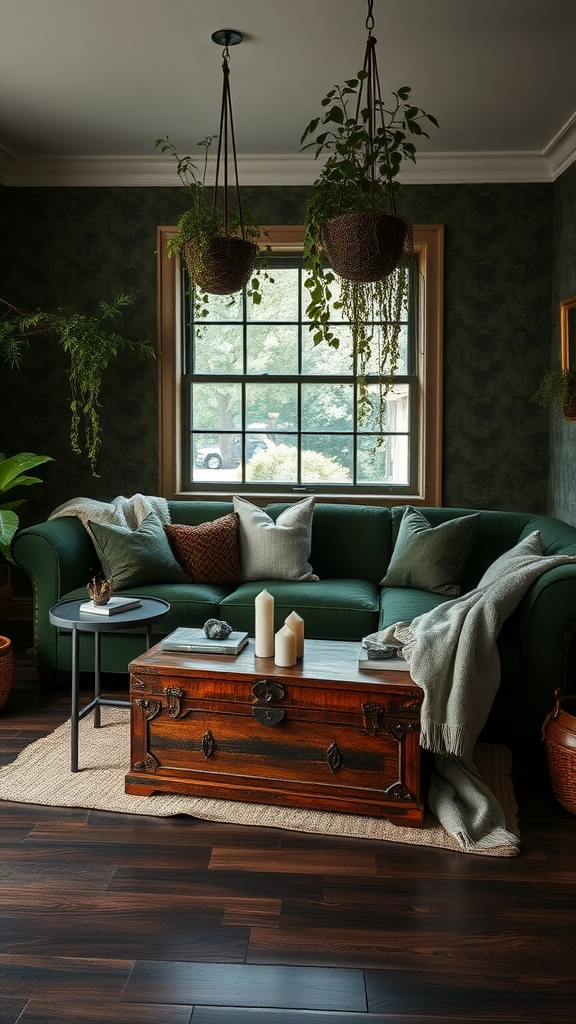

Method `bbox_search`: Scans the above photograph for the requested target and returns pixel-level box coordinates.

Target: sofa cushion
[221,579,379,641]
[164,513,241,584]
[381,506,480,595]
[88,513,188,590]
[60,581,233,638]
[379,585,451,630]
[233,495,318,581]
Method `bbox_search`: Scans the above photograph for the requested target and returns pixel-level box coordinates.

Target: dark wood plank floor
[0,625,575,1024]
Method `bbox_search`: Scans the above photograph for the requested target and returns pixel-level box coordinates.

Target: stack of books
[161,627,249,655]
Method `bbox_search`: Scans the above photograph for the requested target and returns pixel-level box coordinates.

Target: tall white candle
[285,610,304,658]
[254,588,274,658]
[274,624,297,667]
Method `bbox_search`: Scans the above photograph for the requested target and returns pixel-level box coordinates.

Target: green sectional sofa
[12,500,576,736]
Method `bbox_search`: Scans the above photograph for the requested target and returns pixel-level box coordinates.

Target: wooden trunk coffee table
[125,638,424,827]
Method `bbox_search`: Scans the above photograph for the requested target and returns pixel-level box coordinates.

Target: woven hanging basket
[323,212,407,283]
[183,237,257,296]
[542,691,576,814]
[0,635,14,713]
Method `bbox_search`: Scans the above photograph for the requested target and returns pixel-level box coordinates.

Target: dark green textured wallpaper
[551,159,576,526]
[0,180,554,544]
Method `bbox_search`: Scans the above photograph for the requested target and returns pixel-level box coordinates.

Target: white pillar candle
[274,624,297,667]
[285,610,304,658]
[254,588,275,658]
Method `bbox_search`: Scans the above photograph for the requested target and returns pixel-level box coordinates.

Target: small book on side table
[79,596,142,616]
[161,627,249,656]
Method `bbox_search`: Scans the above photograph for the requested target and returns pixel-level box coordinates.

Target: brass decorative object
[86,575,113,605]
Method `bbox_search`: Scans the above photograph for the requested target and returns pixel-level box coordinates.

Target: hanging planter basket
[183,237,257,296]
[322,212,408,283]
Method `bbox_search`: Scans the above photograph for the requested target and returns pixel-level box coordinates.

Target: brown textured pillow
[164,513,241,584]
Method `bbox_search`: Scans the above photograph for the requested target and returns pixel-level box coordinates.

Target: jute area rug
[0,708,519,857]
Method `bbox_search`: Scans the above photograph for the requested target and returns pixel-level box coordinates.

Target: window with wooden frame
[157,224,443,506]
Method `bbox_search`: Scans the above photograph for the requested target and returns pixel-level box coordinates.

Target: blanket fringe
[420,721,469,760]
[453,826,520,856]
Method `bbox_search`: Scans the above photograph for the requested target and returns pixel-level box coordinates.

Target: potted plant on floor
[0,450,52,711]
[0,295,153,475]
[300,6,438,427]
[534,366,576,421]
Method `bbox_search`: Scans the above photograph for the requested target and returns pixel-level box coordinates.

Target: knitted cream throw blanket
[48,493,171,531]
[377,531,576,852]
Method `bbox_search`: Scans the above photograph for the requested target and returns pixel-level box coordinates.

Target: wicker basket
[183,236,257,296]
[0,635,14,713]
[542,691,576,815]
[322,212,407,282]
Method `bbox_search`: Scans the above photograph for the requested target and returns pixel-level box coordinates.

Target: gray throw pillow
[89,513,189,590]
[233,495,319,581]
[380,506,480,596]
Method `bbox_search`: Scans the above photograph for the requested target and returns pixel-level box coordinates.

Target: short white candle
[274,624,297,667]
[285,610,304,658]
[254,589,275,658]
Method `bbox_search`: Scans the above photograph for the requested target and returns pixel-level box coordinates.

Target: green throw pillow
[88,513,189,590]
[380,506,480,596]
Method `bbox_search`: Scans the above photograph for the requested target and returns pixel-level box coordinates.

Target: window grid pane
[183,260,417,493]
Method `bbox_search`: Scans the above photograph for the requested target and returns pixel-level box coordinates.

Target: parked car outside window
[195,434,273,470]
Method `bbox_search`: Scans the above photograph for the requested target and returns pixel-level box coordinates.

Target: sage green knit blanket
[377,531,576,852]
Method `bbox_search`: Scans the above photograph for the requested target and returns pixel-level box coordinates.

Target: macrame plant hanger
[355,0,397,221]
[188,29,256,296]
[321,0,409,283]
[211,29,247,243]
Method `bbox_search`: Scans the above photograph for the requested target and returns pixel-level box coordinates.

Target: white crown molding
[543,110,576,179]
[2,136,576,187]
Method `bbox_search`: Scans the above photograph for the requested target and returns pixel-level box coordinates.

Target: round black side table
[49,596,170,772]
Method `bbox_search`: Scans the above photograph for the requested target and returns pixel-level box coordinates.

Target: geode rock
[203,618,233,640]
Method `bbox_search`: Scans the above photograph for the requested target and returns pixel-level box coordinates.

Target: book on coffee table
[358,648,410,672]
[79,596,142,615]
[161,627,249,656]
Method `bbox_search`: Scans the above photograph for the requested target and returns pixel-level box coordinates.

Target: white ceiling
[2,0,576,186]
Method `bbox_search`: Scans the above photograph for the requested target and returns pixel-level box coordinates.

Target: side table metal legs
[69,623,155,773]
[70,625,80,773]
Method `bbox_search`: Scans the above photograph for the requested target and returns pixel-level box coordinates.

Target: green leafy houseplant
[0,451,53,559]
[156,136,270,320]
[534,367,576,420]
[0,295,153,475]
[300,61,438,428]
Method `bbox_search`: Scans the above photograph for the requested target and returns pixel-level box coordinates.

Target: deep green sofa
[12,500,576,735]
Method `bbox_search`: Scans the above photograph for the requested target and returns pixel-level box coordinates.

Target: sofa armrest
[515,563,576,726]
[11,517,98,671]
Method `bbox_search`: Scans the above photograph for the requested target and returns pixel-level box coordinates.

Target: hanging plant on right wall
[300,0,439,429]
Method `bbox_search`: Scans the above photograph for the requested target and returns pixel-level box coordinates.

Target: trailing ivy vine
[0,295,153,476]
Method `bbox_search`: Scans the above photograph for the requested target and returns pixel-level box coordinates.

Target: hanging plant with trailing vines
[300,0,438,432]
[0,295,153,476]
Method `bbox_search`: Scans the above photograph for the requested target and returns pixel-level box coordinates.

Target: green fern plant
[0,295,153,475]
